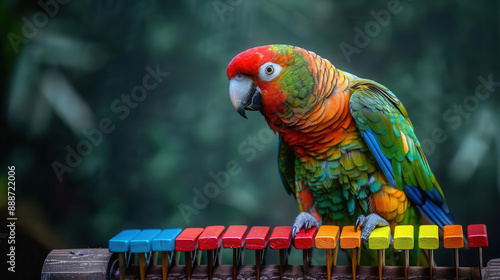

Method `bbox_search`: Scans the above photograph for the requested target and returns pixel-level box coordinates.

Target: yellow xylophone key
[340,226,361,280]
[315,225,340,280]
[419,225,439,280]
[368,227,391,280]
[443,225,464,280]
[394,225,414,280]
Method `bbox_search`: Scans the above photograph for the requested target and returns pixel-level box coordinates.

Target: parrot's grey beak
[229,75,262,119]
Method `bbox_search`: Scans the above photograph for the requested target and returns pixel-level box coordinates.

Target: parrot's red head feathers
[227,45,333,132]
[227,46,271,79]
[227,45,314,122]
[227,45,292,79]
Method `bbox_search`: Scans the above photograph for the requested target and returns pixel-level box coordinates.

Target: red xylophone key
[223,225,248,280]
[223,225,247,248]
[199,226,225,250]
[468,224,488,279]
[175,228,204,280]
[175,228,204,251]
[246,226,270,249]
[246,226,270,280]
[199,226,225,280]
[269,226,293,249]
[294,227,318,278]
[294,227,317,249]
[468,224,488,247]
[269,226,292,280]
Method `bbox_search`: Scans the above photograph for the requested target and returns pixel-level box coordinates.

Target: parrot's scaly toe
[355,213,392,248]
[292,212,320,239]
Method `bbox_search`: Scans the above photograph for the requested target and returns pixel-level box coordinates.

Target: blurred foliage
[1,0,499,278]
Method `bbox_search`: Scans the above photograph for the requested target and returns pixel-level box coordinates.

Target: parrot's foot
[355,213,393,248]
[292,212,320,239]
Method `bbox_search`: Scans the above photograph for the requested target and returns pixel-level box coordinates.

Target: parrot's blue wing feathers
[364,131,456,228]
[350,79,457,229]
[363,131,396,188]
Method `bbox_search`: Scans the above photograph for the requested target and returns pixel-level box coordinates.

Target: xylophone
[41,224,500,280]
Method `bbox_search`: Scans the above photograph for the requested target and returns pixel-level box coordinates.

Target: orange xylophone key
[444,225,464,280]
[340,226,361,280]
[315,225,340,280]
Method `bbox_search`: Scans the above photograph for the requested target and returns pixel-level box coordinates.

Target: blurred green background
[1,0,499,278]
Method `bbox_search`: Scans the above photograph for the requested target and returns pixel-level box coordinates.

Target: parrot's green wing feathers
[278,136,297,198]
[348,78,456,229]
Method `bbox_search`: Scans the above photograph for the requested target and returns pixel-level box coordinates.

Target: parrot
[227,44,457,265]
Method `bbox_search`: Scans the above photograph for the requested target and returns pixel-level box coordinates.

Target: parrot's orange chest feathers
[274,89,359,160]
[260,64,360,160]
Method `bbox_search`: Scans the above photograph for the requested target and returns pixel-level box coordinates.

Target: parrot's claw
[355,213,392,249]
[292,212,320,239]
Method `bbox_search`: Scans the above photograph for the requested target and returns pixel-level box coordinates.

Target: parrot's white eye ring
[259,62,282,81]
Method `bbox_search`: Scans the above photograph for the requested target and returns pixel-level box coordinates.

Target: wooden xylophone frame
[41,248,500,280]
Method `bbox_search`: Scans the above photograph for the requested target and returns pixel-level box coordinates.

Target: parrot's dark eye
[265,65,274,75]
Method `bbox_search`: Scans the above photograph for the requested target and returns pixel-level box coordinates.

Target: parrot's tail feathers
[405,185,457,229]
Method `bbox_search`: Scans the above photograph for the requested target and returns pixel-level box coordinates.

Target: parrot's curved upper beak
[229,76,262,119]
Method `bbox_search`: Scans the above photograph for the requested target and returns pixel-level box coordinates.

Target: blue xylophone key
[109,229,141,253]
[153,228,183,251]
[131,229,162,253]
